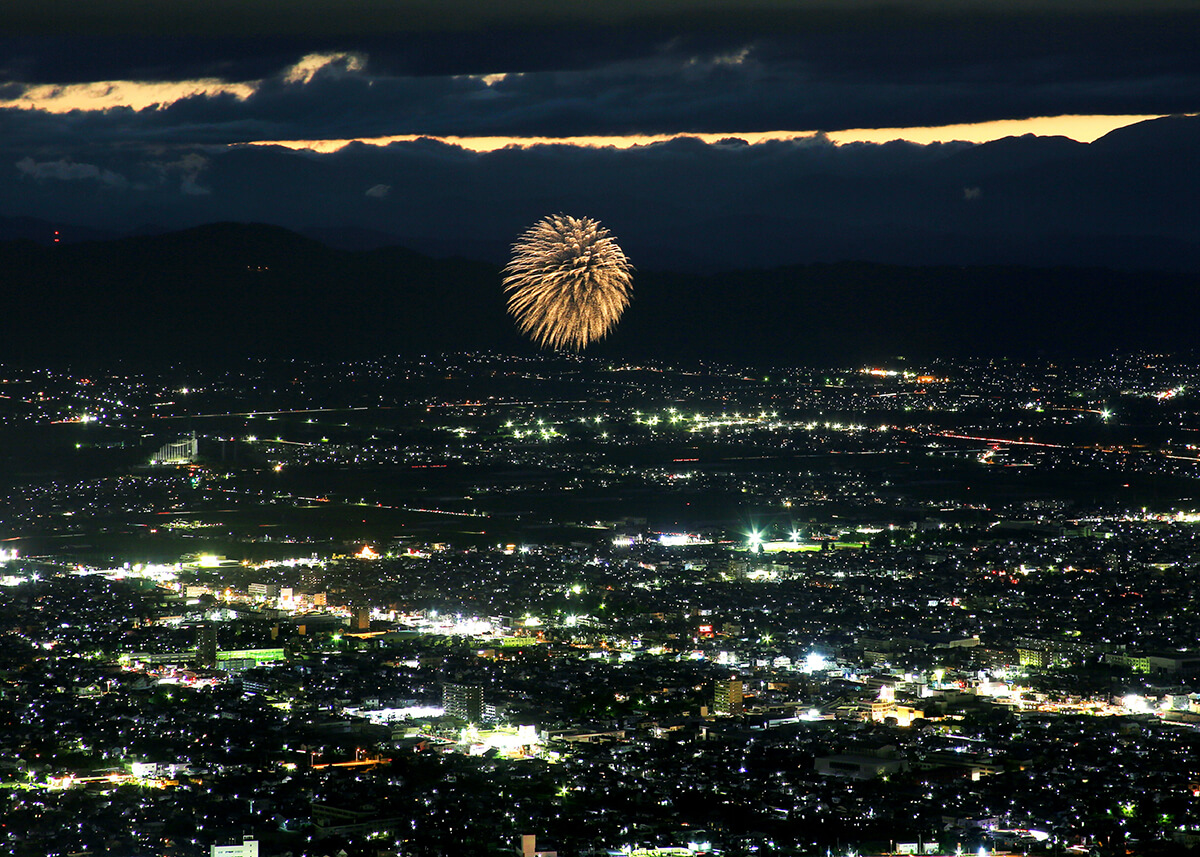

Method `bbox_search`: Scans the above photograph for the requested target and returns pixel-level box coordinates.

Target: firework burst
[503,214,633,350]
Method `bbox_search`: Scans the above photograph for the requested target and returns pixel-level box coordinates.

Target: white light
[1122,693,1149,713]
[658,533,692,546]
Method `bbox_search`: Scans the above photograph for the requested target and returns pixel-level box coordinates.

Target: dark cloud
[15,156,127,187]
[1,115,1196,272]
[2,36,1198,149]
[147,152,212,195]
[2,1,1195,36]
[0,0,1195,152]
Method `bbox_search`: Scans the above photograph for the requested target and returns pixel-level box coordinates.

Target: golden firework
[503,214,633,350]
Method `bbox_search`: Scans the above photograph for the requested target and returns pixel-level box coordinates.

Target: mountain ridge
[1,221,1196,368]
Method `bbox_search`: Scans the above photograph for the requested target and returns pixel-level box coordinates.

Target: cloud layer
[1,2,1198,144]
[1,0,1196,277]
[2,115,1197,273]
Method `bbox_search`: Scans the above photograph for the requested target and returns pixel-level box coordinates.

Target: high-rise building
[443,683,484,723]
[352,607,371,631]
[196,622,217,669]
[713,678,744,716]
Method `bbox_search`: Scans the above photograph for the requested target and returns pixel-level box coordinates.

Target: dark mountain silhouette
[299,226,416,252]
[0,223,519,367]
[0,215,116,246]
[1,221,1195,368]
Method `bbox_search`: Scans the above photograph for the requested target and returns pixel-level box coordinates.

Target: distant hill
[0,215,116,246]
[1,221,1196,367]
[0,222,518,366]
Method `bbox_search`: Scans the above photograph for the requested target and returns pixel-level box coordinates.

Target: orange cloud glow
[0,80,255,113]
[244,114,1170,154]
[826,114,1168,145]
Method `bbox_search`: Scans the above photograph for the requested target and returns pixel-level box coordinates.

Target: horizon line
[240,114,1173,154]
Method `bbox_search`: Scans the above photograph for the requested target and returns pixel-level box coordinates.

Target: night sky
[1,0,1198,272]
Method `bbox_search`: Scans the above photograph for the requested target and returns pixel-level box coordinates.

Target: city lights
[2,351,1199,856]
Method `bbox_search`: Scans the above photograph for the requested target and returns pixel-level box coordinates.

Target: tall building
[713,678,744,716]
[196,622,217,669]
[443,683,484,723]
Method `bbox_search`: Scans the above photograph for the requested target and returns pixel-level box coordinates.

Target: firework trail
[503,214,633,350]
